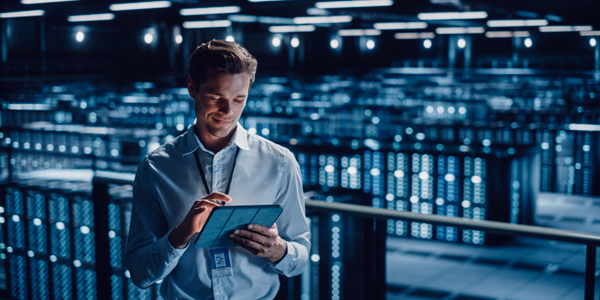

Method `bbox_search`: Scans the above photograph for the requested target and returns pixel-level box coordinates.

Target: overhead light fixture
[580,31,600,36]
[539,26,593,32]
[373,22,427,30]
[291,37,300,48]
[330,38,339,49]
[109,1,171,11]
[423,39,432,49]
[226,35,235,42]
[394,32,435,39]
[417,11,488,20]
[272,37,281,47]
[591,38,597,47]
[307,7,328,15]
[487,19,548,27]
[228,15,257,23]
[568,124,600,131]
[485,31,530,38]
[315,0,393,9]
[0,10,45,18]
[75,31,84,42]
[366,39,375,49]
[268,25,316,33]
[183,20,232,29]
[68,13,115,22]
[435,27,485,34]
[144,33,153,44]
[338,29,381,36]
[293,15,352,24]
[180,6,241,16]
[524,38,532,48]
[175,34,183,44]
[21,0,77,3]
[258,16,294,24]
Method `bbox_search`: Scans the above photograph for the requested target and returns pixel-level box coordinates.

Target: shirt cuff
[268,241,295,273]
[160,228,189,261]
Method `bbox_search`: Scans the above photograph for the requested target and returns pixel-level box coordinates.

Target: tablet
[194,204,283,248]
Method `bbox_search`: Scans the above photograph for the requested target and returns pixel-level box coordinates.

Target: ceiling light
[109,1,171,11]
[417,11,487,20]
[180,6,241,16]
[435,27,485,34]
[307,7,328,15]
[373,22,427,30]
[0,10,44,18]
[226,35,235,42]
[394,32,435,39]
[485,31,530,38]
[75,31,84,42]
[144,33,153,44]
[68,13,115,22]
[330,39,339,49]
[338,29,381,36]
[268,25,316,33]
[581,31,600,36]
[423,39,432,49]
[366,39,375,49]
[457,38,466,48]
[315,0,393,9]
[291,37,300,48]
[175,34,183,44]
[272,37,281,47]
[524,38,532,48]
[182,20,232,29]
[568,124,600,131]
[293,15,352,24]
[258,16,294,24]
[590,38,597,47]
[539,26,593,32]
[21,0,77,3]
[487,19,548,27]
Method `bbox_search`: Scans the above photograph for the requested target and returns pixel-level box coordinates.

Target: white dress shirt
[124,121,310,300]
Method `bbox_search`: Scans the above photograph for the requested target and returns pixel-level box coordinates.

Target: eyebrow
[207,92,247,98]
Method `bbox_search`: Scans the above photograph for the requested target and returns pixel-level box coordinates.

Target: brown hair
[188,39,258,89]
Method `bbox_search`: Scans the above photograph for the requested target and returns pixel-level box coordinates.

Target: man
[125,39,310,299]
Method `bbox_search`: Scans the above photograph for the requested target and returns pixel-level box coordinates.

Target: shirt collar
[182,119,250,156]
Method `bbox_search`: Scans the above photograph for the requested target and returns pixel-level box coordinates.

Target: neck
[194,124,236,153]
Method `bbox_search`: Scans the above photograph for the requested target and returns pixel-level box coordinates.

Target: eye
[234,98,245,103]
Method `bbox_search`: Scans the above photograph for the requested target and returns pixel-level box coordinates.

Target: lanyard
[194,147,241,195]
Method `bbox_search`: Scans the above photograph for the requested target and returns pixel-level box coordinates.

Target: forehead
[199,69,250,94]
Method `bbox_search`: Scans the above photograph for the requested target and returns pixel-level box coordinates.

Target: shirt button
[215,290,221,295]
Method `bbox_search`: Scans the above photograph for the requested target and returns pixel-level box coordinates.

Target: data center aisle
[386,192,600,300]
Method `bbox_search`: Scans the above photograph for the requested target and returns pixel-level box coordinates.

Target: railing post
[585,245,597,300]
[92,178,111,300]
[364,218,386,300]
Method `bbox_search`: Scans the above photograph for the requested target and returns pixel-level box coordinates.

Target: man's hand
[168,192,232,249]
[229,223,287,263]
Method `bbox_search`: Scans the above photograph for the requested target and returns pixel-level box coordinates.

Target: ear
[187,76,196,98]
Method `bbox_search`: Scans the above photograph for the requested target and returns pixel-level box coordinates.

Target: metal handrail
[93,172,599,300]
[305,199,600,246]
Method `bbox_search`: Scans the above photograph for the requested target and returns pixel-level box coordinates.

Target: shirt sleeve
[267,149,311,277]
[124,158,189,288]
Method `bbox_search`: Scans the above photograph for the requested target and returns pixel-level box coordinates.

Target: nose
[217,99,233,117]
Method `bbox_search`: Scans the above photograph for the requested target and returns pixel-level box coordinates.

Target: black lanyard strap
[194,147,241,195]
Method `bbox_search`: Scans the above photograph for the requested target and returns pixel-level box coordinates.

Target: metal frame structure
[93,173,600,300]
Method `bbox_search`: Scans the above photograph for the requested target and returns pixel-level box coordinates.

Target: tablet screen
[194,204,283,248]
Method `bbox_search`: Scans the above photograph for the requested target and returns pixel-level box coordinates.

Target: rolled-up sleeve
[268,149,311,277]
[124,159,189,288]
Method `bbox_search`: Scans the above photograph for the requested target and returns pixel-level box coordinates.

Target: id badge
[209,248,233,279]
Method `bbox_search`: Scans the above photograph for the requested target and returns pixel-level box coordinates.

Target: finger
[232,229,272,247]
[229,232,266,253]
[229,237,260,255]
[246,224,271,236]
[203,192,232,203]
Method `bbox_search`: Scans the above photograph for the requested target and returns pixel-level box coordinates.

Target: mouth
[212,117,232,126]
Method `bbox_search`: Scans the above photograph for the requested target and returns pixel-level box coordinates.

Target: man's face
[188,69,250,141]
